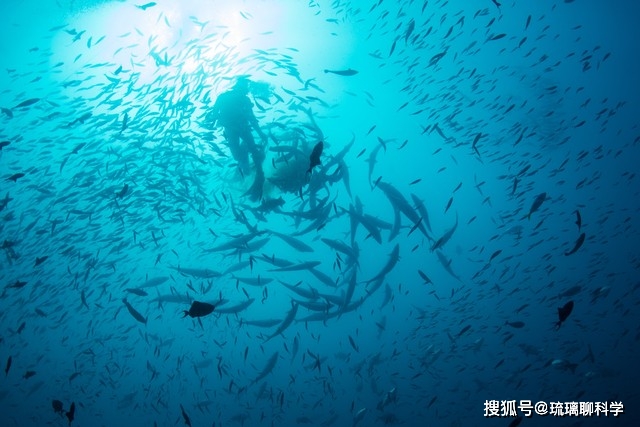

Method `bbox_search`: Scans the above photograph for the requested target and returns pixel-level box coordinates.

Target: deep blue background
[0,0,638,426]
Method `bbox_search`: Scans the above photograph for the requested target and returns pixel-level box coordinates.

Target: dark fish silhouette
[564,232,585,256]
[0,140,10,150]
[13,98,40,109]
[404,19,415,44]
[4,356,11,376]
[183,301,215,318]
[7,173,25,182]
[527,192,546,219]
[180,403,192,427]
[574,210,582,231]
[505,321,525,329]
[121,112,128,132]
[52,399,64,415]
[488,33,506,41]
[135,2,157,10]
[117,184,129,199]
[323,69,358,76]
[66,402,75,425]
[556,301,574,329]
[306,141,323,174]
[122,298,147,324]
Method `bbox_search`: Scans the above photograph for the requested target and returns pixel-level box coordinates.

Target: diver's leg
[242,130,265,169]
[225,130,248,176]
[240,129,265,201]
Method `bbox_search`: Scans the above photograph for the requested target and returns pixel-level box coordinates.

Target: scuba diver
[208,77,268,201]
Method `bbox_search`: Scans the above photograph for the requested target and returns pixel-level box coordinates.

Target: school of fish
[0,0,638,426]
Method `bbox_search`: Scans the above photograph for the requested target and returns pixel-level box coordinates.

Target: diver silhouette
[209,77,268,201]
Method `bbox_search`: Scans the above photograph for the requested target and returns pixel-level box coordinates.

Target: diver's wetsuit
[210,85,266,200]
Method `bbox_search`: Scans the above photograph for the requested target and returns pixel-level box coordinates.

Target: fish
[418,270,432,285]
[404,19,415,44]
[353,407,367,427]
[34,256,48,267]
[429,51,446,67]
[323,69,358,76]
[527,192,547,220]
[265,302,298,341]
[0,140,10,150]
[557,286,582,299]
[407,218,423,236]
[122,298,147,324]
[135,2,157,10]
[179,404,192,427]
[411,194,432,232]
[377,387,397,411]
[574,210,582,231]
[307,141,324,174]
[564,233,585,256]
[52,399,64,415]
[457,325,471,338]
[125,288,148,296]
[169,266,221,278]
[488,33,506,41]
[250,351,279,385]
[444,197,453,214]
[121,112,128,132]
[269,261,321,272]
[5,356,11,376]
[348,335,359,352]
[117,184,129,198]
[556,301,574,329]
[280,281,317,300]
[66,402,75,425]
[6,280,26,289]
[183,301,215,318]
[551,359,577,373]
[366,244,399,283]
[505,321,525,329]
[270,231,314,252]
[471,133,482,157]
[12,98,40,109]
[7,173,25,182]
[233,275,272,287]
[431,215,458,251]
[214,298,254,314]
[436,251,462,282]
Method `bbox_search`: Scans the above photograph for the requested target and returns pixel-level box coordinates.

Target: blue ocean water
[0,0,638,426]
